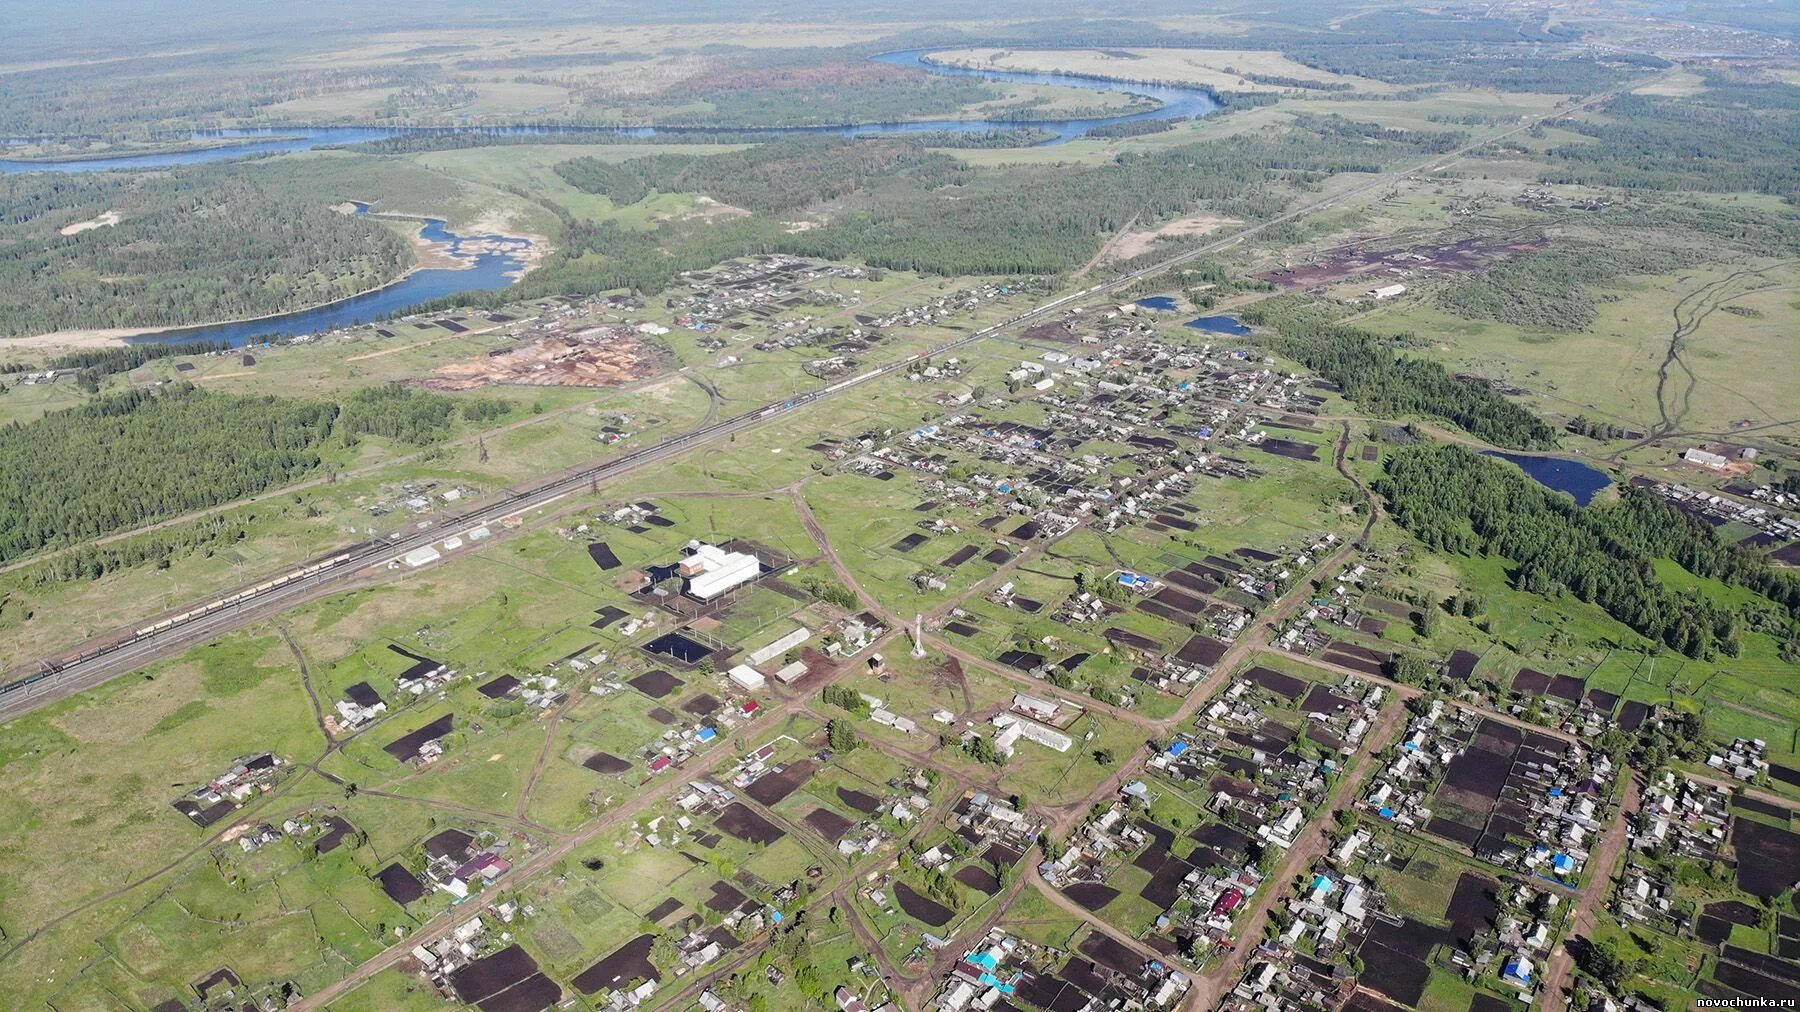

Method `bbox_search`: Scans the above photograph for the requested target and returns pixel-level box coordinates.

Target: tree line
[1239,300,1559,449]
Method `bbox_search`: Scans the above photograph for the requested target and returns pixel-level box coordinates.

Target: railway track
[0,81,1633,722]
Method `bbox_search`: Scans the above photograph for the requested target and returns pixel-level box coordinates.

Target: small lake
[129,212,531,347]
[1135,296,1180,311]
[1481,451,1612,506]
[1185,315,1252,336]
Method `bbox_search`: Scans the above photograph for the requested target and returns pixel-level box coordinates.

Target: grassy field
[1356,259,1800,438]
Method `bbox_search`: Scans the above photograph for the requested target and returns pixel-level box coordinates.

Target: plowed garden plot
[1063,882,1120,911]
[1079,932,1142,975]
[982,843,1024,868]
[1321,642,1388,675]
[450,945,539,1002]
[1547,673,1586,702]
[1163,569,1219,595]
[893,881,955,926]
[1427,816,1484,847]
[1175,634,1229,666]
[1139,600,1192,624]
[1447,873,1500,945]
[479,674,521,698]
[1698,917,1734,944]
[745,760,816,805]
[706,880,748,913]
[1445,650,1479,682]
[681,693,721,716]
[837,787,881,814]
[1141,860,1194,906]
[942,545,980,567]
[1511,668,1553,694]
[1153,588,1208,614]
[1191,823,1251,855]
[803,808,854,838]
[582,752,631,774]
[377,863,426,904]
[572,935,658,995]
[385,714,454,762]
[478,974,560,1012]
[954,866,1000,894]
[1241,666,1307,699]
[1734,819,1800,898]
[629,670,682,698]
[716,803,784,845]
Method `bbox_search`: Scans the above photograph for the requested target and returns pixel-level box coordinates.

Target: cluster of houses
[1706,737,1771,782]
[171,752,287,827]
[934,929,1191,1011]
[1358,700,1605,883]
[1631,772,1731,858]
[1630,475,1798,544]
[1233,864,1378,1008]
[668,254,870,325]
[1044,794,1264,956]
[949,792,1045,858]
[1153,675,1382,852]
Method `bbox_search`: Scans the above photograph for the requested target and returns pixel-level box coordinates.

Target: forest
[0,387,336,563]
[338,384,510,445]
[1540,77,1800,196]
[0,172,410,336]
[1240,300,1559,449]
[1377,445,1798,659]
[0,383,505,563]
[1437,243,1693,330]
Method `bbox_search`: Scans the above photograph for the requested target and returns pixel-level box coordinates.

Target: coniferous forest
[1377,444,1799,660]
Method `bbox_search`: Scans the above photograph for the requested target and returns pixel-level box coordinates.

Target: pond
[1135,296,1180,311]
[1481,451,1612,506]
[1184,314,1252,336]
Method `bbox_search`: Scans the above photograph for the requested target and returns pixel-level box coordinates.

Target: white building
[401,545,442,568]
[681,542,761,600]
[1368,283,1408,300]
[746,627,811,666]
[727,665,766,691]
[1683,447,1730,470]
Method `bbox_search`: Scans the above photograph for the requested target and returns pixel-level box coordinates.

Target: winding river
[3,50,1224,345]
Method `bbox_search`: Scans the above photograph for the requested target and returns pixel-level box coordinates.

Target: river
[4,50,1224,345]
[133,211,531,347]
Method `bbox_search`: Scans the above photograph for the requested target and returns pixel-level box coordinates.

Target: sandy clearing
[2,328,140,349]
[1107,212,1241,261]
[59,210,121,236]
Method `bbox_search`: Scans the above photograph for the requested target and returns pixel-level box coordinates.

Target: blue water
[7,50,1225,343]
[1,49,1222,174]
[1135,296,1180,311]
[1185,315,1251,336]
[130,211,530,347]
[1481,451,1612,506]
